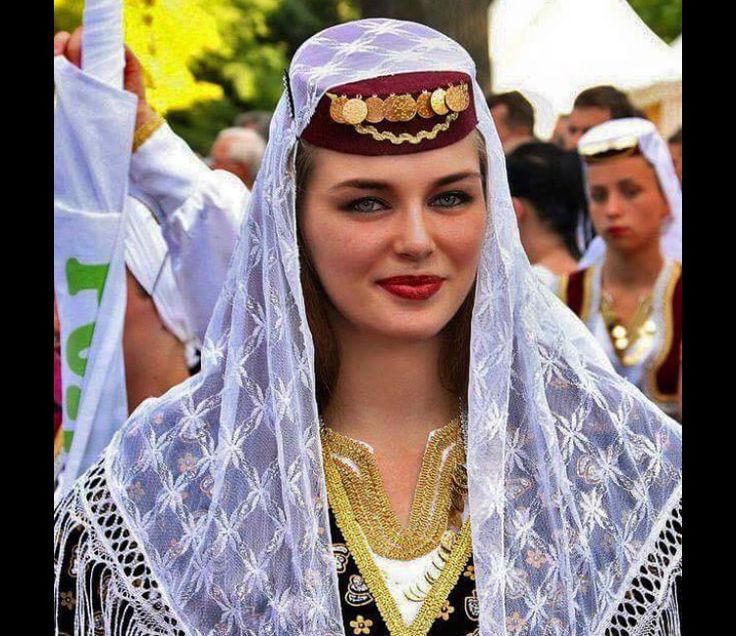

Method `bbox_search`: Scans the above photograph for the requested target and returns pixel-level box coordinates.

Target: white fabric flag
[54,0,137,497]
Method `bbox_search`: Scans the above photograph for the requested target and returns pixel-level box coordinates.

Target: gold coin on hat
[342,97,369,125]
[430,88,449,115]
[384,94,416,122]
[416,91,434,118]
[330,95,349,124]
[365,95,386,123]
[445,84,470,112]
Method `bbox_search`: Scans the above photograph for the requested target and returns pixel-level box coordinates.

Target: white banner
[54,0,136,497]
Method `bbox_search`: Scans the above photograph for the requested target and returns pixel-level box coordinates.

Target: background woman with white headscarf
[54,19,681,636]
[559,118,682,420]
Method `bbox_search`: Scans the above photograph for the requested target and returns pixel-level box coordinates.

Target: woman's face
[587,154,669,254]
[299,133,487,342]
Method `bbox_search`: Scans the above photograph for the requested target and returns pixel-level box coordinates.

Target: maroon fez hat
[301,71,478,156]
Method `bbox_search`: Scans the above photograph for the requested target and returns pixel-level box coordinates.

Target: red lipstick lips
[376,275,445,300]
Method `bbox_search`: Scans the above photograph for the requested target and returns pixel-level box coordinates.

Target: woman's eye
[346,197,386,213]
[621,185,642,199]
[591,190,607,204]
[432,192,470,208]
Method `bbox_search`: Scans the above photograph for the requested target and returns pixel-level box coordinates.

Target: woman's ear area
[511,196,526,224]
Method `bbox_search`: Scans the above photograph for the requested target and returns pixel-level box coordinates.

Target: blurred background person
[235,110,272,142]
[208,126,266,189]
[487,90,536,154]
[550,114,570,148]
[565,85,641,151]
[559,118,682,421]
[668,126,682,184]
[506,142,583,289]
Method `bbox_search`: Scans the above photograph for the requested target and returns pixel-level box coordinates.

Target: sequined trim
[580,266,594,323]
[321,419,463,560]
[324,453,473,636]
[647,260,681,403]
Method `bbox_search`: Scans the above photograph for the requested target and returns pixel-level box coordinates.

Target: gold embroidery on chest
[322,420,464,560]
[324,449,473,636]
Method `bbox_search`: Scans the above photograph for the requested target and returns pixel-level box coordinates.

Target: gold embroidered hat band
[301,71,478,155]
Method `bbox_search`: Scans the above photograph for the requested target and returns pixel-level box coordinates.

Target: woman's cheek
[446,217,486,270]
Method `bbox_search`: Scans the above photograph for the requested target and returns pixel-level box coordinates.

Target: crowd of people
[54,16,681,636]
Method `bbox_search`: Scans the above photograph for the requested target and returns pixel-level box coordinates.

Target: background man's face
[566,106,611,151]
[209,138,251,185]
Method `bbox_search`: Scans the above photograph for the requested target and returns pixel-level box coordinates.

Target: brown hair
[486,91,535,133]
[294,131,487,411]
[573,85,641,119]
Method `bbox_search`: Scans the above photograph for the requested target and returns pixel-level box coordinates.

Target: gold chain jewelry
[354,112,459,145]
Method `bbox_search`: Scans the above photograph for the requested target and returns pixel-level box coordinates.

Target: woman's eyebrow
[617,178,640,187]
[329,171,482,193]
[329,178,389,192]
[433,171,482,187]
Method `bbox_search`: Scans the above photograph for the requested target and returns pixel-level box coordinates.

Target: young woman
[54,20,681,636]
[506,142,584,288]
[559,118,682,421]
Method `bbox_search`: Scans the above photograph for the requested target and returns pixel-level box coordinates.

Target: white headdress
[91,20,680,636]
[577,117,682,268]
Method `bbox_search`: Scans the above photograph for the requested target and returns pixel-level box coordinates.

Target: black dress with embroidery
[330,510,480,636]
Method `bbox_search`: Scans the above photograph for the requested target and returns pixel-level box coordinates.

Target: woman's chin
[357,312,451,342]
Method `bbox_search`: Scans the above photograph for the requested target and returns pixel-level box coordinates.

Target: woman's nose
[393,206,435,260]
[605,192,623,218]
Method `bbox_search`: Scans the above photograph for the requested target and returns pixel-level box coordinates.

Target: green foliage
[165,0,359,154]
[54,0,359,153]
[627,0,682,43]
[54,0,84,33]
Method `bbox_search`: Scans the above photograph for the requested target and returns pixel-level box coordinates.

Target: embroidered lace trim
[602,493,682,636]
[54,459,184,636]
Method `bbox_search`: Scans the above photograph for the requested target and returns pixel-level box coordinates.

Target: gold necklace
[320,415,466,561]
[600,290,656,366]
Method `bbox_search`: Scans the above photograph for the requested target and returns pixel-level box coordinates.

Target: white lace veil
[577,117,683,269]
[103,19,681,636]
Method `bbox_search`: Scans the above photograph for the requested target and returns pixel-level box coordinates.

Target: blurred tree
[627,0,682,43]
[169,0,359,154]
[358,0,492,94]
[54,0,359,154]
[55,0,225,116]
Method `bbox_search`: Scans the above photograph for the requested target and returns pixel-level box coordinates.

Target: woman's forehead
[587,154,657,184]
[309,133,483,185]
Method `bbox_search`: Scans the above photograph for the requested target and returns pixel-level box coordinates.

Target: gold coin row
[327,84,470,126]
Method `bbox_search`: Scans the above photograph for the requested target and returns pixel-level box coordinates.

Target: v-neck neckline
[321,418,464,560]
[324,451,473,636]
